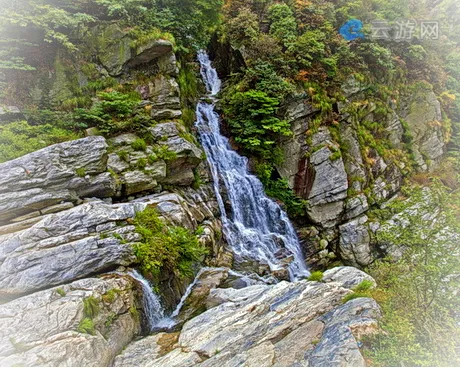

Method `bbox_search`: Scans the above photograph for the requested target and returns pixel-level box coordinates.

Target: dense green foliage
[0,120,80,162]
[133,206,208,278]
[223,90,291,160]
[362,183,460,366]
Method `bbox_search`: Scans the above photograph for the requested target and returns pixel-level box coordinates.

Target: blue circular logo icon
[340,19,365,41]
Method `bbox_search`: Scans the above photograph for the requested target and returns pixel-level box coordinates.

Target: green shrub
[153,145,177,161]
[133,206,207,278]
[353,279,374,293]
[256,163,308,218]
[73,91,141,136]
[307,271,324,282]
[78,318,96,335]
[131,138,147,151]
[223,90,291,161]
[102,289,121,304]
[0,121,80,163]
[83,296,100,319]
[56,288,66,297]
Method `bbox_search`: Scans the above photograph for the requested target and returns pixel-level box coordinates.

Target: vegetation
[361,183,460,366]
[132,206,207,278]
[0,120,80,163]
[77,296,100,335]
[307,271,324,282]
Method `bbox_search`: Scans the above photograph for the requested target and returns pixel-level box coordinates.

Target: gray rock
[306,298,381,366]
[344,194,369,221]
[122,171,159,195]
[0,275,141,367]
[147,75,182,120]
[401,86,446,170]
[0,200,146,297]
[114,268,380,367]
[339,216,372,267]
[126,39,174,69]
[322,266,376,289]
[0,136,108,223]
[108,153,130,173]
[306,128,348,227]
[0,105,23,122]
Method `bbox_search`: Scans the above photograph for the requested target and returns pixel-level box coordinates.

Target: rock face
[0,275,141,367]
[0,123,204,229]
[0,136,109,223]
[306,128,348,228]
[94,23,176,77]
[0,200,143,298]
[399,85,446,171]
[114,266,381,367]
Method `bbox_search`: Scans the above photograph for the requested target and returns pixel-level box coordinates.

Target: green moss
[56,288,66,297]
[83,296,100,319]
[78,318,96,335]
[191,169,202,190]
[129,306,140,321]
[75,167,86,177]
[307,271,324,282]
[102,288,121,304]
[136,157,147,169]
[105,312,118,328]
[329,149,342,161]
[117,150,129,161]
[131,138,147,151]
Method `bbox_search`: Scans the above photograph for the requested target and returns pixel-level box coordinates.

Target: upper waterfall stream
[196,52,309,280]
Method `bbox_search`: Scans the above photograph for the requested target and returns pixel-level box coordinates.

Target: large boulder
[0,136,111,224]
[0,200,145,298]
[338,216,372,267]
[94,23,176,77]
[114,267,381,367]
[306,128,348,227]
[0,275,142,367]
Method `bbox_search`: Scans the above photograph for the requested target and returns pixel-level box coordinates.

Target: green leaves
[133,206,207,278]
[224,90,291,160]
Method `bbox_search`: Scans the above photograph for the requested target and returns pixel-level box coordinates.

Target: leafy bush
[307,271,324,282]
[0,120,80,163]
[131,138,147,151]
[133,206,207,278]
[78,318,96,335]
[223,90,291,160]
[73,91,142,136]
[362,184,460,366]
[267,3,297,48]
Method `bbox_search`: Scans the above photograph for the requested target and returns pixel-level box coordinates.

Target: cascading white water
[196,52,309,281]
[128,270,165,332]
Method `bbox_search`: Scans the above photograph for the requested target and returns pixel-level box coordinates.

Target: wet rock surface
[114,266,381,367]
[0,275,141,367]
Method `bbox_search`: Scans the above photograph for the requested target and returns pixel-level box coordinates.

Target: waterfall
[128,270,165,332]
[196,52,309,281]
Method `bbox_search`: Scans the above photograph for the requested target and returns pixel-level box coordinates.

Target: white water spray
[128,270,165,332]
